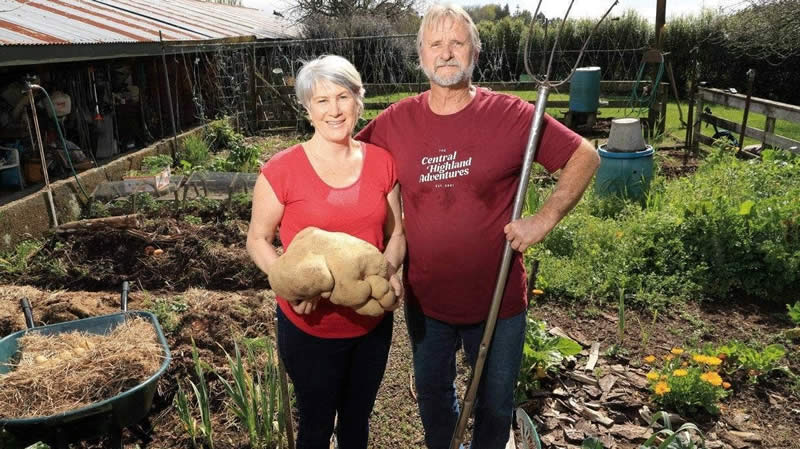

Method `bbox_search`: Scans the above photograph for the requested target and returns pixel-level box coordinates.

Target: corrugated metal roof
[0,0,298,46]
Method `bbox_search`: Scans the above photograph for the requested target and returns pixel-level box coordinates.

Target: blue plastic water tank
[595,145,654,201]
[569,67,602,113]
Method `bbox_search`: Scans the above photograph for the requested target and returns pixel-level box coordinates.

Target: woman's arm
[247,175,317,315]
[382,184,406,303]
[246,174,283,275]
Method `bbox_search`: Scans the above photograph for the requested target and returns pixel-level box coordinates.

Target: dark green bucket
[595,144,654,201]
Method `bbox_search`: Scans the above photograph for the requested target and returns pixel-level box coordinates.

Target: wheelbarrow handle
[20,297,35,329]
[121,281,129,312]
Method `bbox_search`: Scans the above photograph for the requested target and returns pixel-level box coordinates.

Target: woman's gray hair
[294,55,365,114]
[416,4,482,56]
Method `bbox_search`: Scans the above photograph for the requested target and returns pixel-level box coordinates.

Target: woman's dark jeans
[277,307,393,449]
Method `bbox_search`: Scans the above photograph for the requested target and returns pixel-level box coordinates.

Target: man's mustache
[435,60,462,69]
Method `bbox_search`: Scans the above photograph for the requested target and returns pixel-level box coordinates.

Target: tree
[719,0,800,62]
[289,0,419,23]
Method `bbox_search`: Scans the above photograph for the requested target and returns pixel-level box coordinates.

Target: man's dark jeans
[405,304,526,449]
[277,308,393,449]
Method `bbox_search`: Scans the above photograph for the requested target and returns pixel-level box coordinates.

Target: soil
[0,285,800,449]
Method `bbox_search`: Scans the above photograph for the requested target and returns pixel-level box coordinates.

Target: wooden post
[248,45,258,132]
[655,0,666,50]
[153,60,165,138]
[685,60,699,149]
[763,116,776,148]
[693,90,705,152]
[737,69,756,153]
[159,31,179,163]
[659,84,668,135]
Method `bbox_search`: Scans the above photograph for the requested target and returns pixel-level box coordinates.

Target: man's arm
[504,138,599,252]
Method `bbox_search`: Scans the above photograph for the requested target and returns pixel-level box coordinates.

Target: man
[357,4,599,448]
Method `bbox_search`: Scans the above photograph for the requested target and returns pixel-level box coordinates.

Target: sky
[244,0,746,21]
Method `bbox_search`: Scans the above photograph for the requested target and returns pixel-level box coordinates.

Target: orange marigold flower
[706,356,722,366]
[671,348,684,355]
[700,371,723,387]
[692,354,708,364]
[722,382,732,389]
[673,369,688,377]
[654,381,671,396]
[647,371,660,381]
[644,355,656,364]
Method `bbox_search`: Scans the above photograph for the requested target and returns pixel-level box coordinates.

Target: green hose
[627,56,665,115]
[38,86,91,202]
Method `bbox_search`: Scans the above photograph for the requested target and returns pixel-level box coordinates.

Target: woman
[246,55,405,449]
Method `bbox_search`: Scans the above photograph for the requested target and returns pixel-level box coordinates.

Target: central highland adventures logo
[419,150,472,184]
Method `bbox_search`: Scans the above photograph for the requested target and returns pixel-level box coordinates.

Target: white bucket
[606,118,647,152]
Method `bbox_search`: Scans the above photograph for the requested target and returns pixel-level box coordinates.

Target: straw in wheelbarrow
[0,317,164,418]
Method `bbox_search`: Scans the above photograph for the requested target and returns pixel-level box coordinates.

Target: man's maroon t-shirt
[357,88,581,324]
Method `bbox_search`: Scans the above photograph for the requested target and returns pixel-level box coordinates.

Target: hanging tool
[448,1,618,448]
[159,30,180,164]
[88,66,103,121]
[24,77,59,227]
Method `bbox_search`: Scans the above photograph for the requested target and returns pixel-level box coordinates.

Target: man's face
[420,17,476,87]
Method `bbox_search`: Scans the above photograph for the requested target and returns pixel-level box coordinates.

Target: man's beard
[423,58,475,87]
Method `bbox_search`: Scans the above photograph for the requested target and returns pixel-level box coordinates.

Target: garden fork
[449,1,618,448]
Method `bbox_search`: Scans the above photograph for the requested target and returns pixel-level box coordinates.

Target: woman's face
[307,80,359,145]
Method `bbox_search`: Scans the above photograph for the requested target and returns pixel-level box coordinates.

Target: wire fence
[170,34,653,133]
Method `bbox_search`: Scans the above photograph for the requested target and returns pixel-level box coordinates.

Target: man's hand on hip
[503,214,557,253]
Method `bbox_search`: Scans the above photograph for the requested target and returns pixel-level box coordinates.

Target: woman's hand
[289,298,319,315]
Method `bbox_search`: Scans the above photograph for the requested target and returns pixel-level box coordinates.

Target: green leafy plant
[217,340,286,449]
[145,297,187,333]
[716,341,787,383]
[228,142,262,173]
[644,348,729,416]
[181,135,211,169]
[787,301,800,325]
[174,340,215,449]
[183,215,203,226]
[636,309,659,348]
[207,155,235,172]
[527,146,800,307]
[640,411,705,448]
[205,120,243,152]
[0,240,44,274]
[175,384,200,448]
[128,154,172,176]
[516,318,582,402]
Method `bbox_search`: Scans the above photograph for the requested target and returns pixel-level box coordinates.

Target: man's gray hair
[416,3,482,55]
[294,55,365,113]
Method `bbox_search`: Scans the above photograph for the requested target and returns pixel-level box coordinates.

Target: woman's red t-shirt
[261,142,397,338]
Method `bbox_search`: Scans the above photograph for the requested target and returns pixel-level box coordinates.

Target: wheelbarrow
[0,282,172,449]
